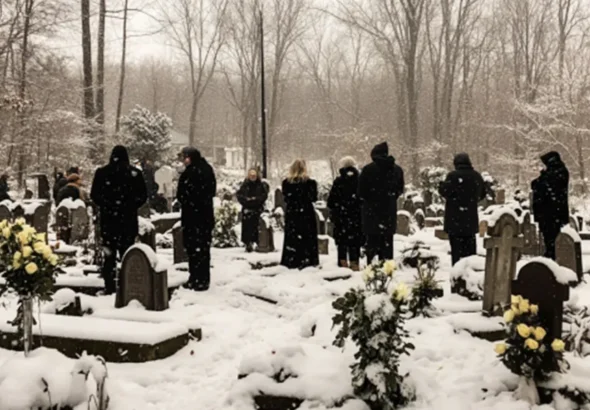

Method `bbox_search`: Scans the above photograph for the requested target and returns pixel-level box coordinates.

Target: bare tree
[115,0,129,133]
[96,0,106,128]
[81,0,94,121]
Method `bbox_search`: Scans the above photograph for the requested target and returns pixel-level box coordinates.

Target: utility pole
[259,7,268,179]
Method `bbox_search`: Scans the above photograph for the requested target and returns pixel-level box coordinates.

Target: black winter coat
[532,151,569,230]
[142,163,157,199]
[0,179,11,203]
[90,146,148,243]
[438,153,486,236]
[53,176,66,202]
[237,179,269,244]
[176,149,217,249]
[57,184,81,205]
[327,166,363,247]
[281,178,319,269]
[358,142,405,236]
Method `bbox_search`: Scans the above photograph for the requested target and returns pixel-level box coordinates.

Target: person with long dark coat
[438,153,486,266]
[328,157,363,271]
[358,142,404,263]
[280,159,319,269]
[0,175,11,202]
[54,167,79,203]
[142,160,158,201]
[90,146,147,294]
[176,147,217,291]
[237,168,269,252]
[532,151,570,260]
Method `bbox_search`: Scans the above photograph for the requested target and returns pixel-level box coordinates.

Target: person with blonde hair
[328,156,362,270]
[237,167,269,252]
[280,159,319,269]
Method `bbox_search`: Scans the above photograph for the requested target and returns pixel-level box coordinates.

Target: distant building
[170,129,242,166]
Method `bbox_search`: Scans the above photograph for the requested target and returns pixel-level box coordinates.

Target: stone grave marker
[555,229,583,283]
[414,210,425,230]
[495,189,506,205]
[403,198,414,214]
[521,212,539,256]
[396,212,411,236]
[315,209,326,235]
[318,236,329,255]
[436,208,445,218]
[70,206,89,243]
[274,188,285,211]
[0,204,11,222]
[116,246,169,311]
[413,198,425,213]
[173,224,188,264]
[327,219,334,237]
[424,191,433,208]
[152,213,181,235]
[512,261,570,341]
[482,213,523,316]
[570,216,580,232]
[435,229,448,240]
[425,207,436,218]
[425,217,442,228]
[577,215,584,231]
[256,216,275,253]
[479,220,488,238]
[12,204,24,219]
[55,205,71,244]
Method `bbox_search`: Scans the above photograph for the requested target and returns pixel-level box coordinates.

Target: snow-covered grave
[555,225,583,283]
[152,212,181,234]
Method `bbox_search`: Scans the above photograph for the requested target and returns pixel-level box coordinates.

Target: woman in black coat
[328,157,362,270]
[237,168,269,252]
[280,159,319,269]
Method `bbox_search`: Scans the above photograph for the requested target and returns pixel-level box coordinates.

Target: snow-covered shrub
[269,207,284,231]
[400,242,442,318]
[332,260,415,410]
[120,105,172,163]
[494,295,568,403]
[563,305,590,357]
[419,166,447,205]
[213,200,239,248]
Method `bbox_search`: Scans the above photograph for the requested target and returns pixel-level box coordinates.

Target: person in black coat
[56,174,86,205]
[358,142,404,263]
[176,147,217,291]
[91,146,147,294]
[237,168,269,252]
[280,159,319,269]
[53,167,79,204]
[142,160,158,201]
[0,174,11,202]
[328,157,363,271]
[532,151,570,260]
[438,153,486,266]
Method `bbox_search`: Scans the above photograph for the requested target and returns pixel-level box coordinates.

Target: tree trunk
[115,0,129,133]
[81,0,94,121]
[17,0,34,187]
[22,296,33,357]
[189,94,198,147]
[96,0,106,128]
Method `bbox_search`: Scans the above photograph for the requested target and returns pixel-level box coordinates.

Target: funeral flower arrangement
[332,260,415,410]
[494,295,568,403]
[213,200,240,248]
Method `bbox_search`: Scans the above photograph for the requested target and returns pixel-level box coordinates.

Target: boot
[350,262,360,272]
[339,260,349,268]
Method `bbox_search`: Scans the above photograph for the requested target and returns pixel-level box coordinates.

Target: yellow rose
[511,295,522,305]
[0,220,6,229]
[551,339,565,352]
[42,245,52,259]
[2,227,10,239]
[383,260,397,276]
[25,262,37,275]
[511,305,521,316]
[14,218,25,225]
[49,254,58,266]
[494,343,507,355]
[393,282,410,301]
[533,327,546,341]
[12,260,21,269]
[34,241,45,254]
[517,323,531,338]
[22,246,32,258]
[362,267,374,282]
[503,309,515,323]
[525,338,539,350]
[17,231,29,245]
[36,233,46,243]
[519,299,530,313]
[530,304,539,315]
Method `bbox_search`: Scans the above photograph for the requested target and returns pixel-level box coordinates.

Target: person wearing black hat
[439,153,486,266]
[358,142,405,263]
[532,151,570,260]
[90,146,147,294]
[176,147,216,291]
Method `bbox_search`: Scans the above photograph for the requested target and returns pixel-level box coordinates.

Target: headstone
[521,213,539,256]
[413,199,425,214]
[315,210,326,235]
[55,205,71,244]
[569,216,580,232]
[139,229,157,251]
[396,212,410,236]
[70,206,89,243]
[555,230,583,283]
[152,214,181,235]
[403,198,414,214]
[577,216,584,231]
[512,261,569,341]
[274,188,285,211]
[173,224,188,264]
[482,213,523,315]
[495,189,506,205]
[425,207,436,218]
[31,203,50,234]
[479,220,488,238]
[256,217,275,253]
[0,204,12,223]
[436,208,445,218]
[116,247,168,311]
[425,217,442,228]
[12,204,24,219]
[327,219,334,237]
[424,191,433,208]
[435,229,448,240]
[318,236,329,255]
[414,210,425,230]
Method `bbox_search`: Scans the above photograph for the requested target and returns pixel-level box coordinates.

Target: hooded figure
[56,174,85,204]
[236,168,269,251]
[438,153,486,266]
[358,142,405,262]
[532,151,570,260]
[176,147,216,290]
[328,157,363,270]
[90,146,147,294]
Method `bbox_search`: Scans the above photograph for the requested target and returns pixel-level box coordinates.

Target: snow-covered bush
[120,105,172,163]
[400,242,442,317]
[419,166,447,204]
[332,260,415,410]
[213,200,239,248]
[563,305,590,357]
[494,295,568,404]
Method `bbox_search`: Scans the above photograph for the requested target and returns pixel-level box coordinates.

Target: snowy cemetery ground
[4,222,590,410]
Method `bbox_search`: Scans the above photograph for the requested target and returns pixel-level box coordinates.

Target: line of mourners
[53,142,569,294]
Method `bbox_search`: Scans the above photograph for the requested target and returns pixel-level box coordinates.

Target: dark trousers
[449,235,477,266]
[337,245,360,265]
[185,233,212,287]
[541,225,561,261]
[366,233,393,263]
[102,235,135,294]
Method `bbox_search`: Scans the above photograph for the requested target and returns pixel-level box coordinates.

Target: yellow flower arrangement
[383,260,397,276]
[394,283,409,301]
[533,327,546,342]
[494,343,507,355]
[551,339,565,352]
[524,338,539,350]
[25,262,38,275]
[503,309,515,323]
[517,323,531,338]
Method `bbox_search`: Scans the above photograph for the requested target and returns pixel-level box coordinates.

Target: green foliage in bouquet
[332,260,415,410]
[213,200,240,248]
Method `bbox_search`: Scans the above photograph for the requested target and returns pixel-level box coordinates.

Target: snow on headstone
[396,211,411,236]
[555,226,583,283]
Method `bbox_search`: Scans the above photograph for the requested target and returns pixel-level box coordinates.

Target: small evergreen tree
[120,105,172,162]
[213,200,240,248]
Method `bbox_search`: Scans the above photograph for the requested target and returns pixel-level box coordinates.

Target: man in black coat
[176,147,217,291]
[532,151,569,260]
[358,142,405,262]
[439,153,486,266]
[91,146,147,294]
[53,167,79,203]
